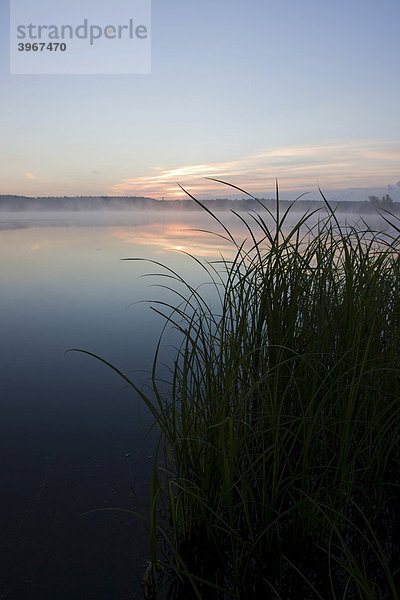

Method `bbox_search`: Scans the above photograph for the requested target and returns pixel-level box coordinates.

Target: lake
[0,209,243,600]
[0,207,396,599]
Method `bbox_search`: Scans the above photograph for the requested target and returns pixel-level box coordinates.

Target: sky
[1,0,400,200]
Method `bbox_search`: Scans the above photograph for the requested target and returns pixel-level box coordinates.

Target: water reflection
[110,221,235,258]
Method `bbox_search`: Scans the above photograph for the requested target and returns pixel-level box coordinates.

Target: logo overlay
[10,0,151,74]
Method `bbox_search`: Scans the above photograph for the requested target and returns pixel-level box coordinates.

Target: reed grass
[83,185,400,598]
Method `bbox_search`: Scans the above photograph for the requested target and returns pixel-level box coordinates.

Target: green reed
[82,185,400,598]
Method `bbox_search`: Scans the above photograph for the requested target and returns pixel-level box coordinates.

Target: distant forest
[0,194,398,213]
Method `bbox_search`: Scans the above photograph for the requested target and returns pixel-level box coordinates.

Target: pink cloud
[109,140,400,198]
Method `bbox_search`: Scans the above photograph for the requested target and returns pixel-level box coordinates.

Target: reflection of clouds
[31,242,49,251]
[109,140,400,198]
[110,223,236,258]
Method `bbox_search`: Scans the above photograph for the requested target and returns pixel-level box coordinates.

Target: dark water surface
[0,211,230,600]
[0,208,395,599]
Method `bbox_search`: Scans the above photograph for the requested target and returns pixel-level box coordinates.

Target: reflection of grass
[83,184,400,599]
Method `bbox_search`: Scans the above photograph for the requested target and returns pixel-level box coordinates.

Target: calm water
[0,208,396,599]
[0,210,238,600]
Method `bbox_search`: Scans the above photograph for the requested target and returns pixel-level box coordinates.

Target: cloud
[25,172,37,180]
[109,140,400,198]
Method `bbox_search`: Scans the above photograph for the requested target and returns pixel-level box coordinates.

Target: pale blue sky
[1,0,399,198]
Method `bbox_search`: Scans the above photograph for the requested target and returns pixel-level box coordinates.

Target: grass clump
[93,185,400,598]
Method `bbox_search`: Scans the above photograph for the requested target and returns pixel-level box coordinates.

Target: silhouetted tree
[368,194,393,207]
